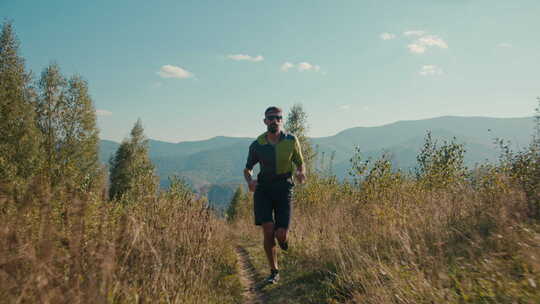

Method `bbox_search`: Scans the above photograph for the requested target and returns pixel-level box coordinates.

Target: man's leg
[275,227,288,247]
[254,187,277,271]
[274,180,293,250]
[262,222,278,270]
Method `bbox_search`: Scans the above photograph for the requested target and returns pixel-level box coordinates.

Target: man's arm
[295,163,306,184]
[245,143,259,192]
[292,136,306,184]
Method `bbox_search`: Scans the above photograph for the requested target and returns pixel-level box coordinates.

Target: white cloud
[418,35,448,48]
[281,62,294,72]
[339,105,350,110]
[404,30,426,37]
[408,43,426,54]
[157,65,193,79]
[297,62,321,72]
[419,65,443,76]
[151,82,162,88]
[297,62,313,71]
[281,61,321,73]
[96,109,112,116]
[380,32,396,40]
[408,35,448,54]
[227,54,264,62]
[498,42,513,48]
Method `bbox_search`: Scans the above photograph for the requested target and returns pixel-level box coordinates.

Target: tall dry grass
[0,178,241,303]
[288,171,540,303]
[230,146,540,303]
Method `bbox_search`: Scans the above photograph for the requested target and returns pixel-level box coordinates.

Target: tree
[226,185,244,222]
[0,21,41,194]
[501,97,540,218]
[285,103,315,172]
[35,63,67,184]
[109,119,158,201]
[35,63,101,190]
[60,75,101,190]
[415,131,467,188]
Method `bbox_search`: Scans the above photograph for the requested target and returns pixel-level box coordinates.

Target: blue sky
[2,0,539,142]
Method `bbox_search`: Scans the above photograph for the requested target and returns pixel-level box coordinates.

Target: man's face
[264,111,283,134]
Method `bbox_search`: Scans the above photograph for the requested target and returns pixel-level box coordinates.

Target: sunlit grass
[0,179,242,303]
[231,137,540,303]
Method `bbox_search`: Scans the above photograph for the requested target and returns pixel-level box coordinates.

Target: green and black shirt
[246,131,304,184]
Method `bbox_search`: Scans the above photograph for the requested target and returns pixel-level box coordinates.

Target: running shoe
[278,240,288,251]
[265,269,280,284]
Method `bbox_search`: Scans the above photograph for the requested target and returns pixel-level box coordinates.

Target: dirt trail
[235,246,267,304]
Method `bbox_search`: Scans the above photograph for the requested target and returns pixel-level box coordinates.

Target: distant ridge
[99,116,535,208]
[101,116,533,145]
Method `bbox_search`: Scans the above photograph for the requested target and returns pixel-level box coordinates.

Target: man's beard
[267,123,279,134]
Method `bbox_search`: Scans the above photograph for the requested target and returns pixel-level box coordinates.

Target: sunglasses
[265,115,283,121]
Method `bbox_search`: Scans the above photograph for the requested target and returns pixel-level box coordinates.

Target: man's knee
[262,222,275,240]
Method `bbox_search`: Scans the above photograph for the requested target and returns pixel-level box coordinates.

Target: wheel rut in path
[235,246,268,304]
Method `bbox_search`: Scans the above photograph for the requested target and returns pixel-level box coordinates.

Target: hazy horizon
[99,114,534,144]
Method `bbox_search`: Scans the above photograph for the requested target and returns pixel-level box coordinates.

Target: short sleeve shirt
[246,131,304,183]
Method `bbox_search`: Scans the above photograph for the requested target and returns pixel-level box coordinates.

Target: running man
[244,106,306,284]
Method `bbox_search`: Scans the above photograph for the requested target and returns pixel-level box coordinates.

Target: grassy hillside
[228,132,540,303]
[4,120,539,303]
[0,180,242,303]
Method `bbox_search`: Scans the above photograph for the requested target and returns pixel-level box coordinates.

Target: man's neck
[266,130,281,144]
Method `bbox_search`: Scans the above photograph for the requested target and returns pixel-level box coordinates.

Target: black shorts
[253,179,294,229]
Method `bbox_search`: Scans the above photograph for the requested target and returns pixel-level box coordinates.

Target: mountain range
[99,116,535,208]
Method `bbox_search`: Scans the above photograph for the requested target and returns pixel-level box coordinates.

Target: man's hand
[295,170,306,184]
[244,168,257,192]
[248,180,258,192]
